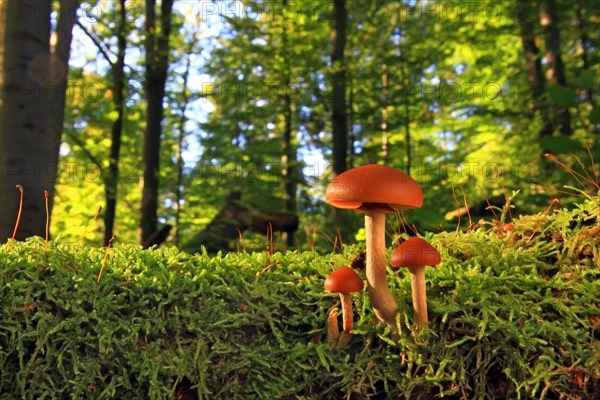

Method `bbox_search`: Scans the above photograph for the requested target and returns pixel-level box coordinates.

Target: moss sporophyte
[11,185,24,241]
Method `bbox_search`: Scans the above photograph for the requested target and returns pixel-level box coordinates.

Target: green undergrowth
[1,195,599,399]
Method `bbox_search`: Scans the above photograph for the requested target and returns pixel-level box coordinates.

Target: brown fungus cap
[390,237,441,268]
[324,266,364,293]
[326,164,423,212]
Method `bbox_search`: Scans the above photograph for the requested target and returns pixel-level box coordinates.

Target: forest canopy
[0,0,598,251]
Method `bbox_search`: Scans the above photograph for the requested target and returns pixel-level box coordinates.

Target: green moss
[1,196,599,399]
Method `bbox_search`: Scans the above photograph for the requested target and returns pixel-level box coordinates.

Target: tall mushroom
[326,164,423,331]
[390,237,441,329]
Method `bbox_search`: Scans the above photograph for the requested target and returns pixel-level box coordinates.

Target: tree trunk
[573,0,590,71]
[330,0,348,175]
[174,55,193,247]
[140,0,174,246]
[380,65,389,163]
[103,0,127,246]
[347,71,355,168]
[281,77,297,247]
[574,0,593,102]
[0,2,4,180]
[515,0,552,138]
[539,0,571,135]
[0,0,79,242]
[400,64,412,176]
[329,0,349,231]
[281,5,297,248]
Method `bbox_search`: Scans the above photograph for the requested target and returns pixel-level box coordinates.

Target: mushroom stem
[336,330,352,349]
[364,211,398,331]
[326,307,340,347]
[408,266,428,328]
[339,293,354,332]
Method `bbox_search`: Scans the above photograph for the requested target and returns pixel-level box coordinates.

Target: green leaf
[107,110,120,122]
[574,69,597,90]
[547,84,576,107]
[539,135,583,154]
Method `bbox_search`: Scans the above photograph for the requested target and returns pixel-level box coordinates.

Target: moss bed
[1,195,599,399]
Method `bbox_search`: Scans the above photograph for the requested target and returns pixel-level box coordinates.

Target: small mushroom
[390,237,441,329]
[324,266,364,332]
[326,164,423,331]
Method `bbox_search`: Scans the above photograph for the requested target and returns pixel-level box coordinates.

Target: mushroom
[324,266,364,332]
[326,164,423,331]
[390,237,441,328]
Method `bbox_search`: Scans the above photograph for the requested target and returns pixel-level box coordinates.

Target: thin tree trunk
[574,0,593,102]
[174,55,192,247]
[140,0,174,246]
[347,70,355,168]
[400,64,412,176]
[515,0,552,138]
[380,65,389,163]
[281,83,297,247]
[0,2,4,176]
[330,0,348,175]
[103,0,127,246]
[47,0,80,237]
[281,76,297,247]
[281,3,297,248]
[573,0,590,71]
[540,0,571,135]
[393,3,412,175]
[0,0,79,241]
[329,0,348,231]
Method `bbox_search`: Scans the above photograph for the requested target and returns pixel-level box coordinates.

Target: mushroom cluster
[324,164,441,332]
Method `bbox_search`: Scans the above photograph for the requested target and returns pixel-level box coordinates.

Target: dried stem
[450,183,461,235]
[459,184,473,231]
[97,234,116,284]
[12,185,24,240]
[526,198,560,244]
[585,144,598,185]
[44,190,50,244]
[81,206,102,245]
[545,153,597,190]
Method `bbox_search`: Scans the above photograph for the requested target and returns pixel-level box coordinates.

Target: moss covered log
[1,196,599,399]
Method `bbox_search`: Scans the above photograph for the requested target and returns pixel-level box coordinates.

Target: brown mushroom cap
[390,237,441,267]
[324,266,364,293]
[325,164,423,212]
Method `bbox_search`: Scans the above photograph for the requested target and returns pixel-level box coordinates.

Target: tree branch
[63,130,106,182]
[74,20,115,66]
